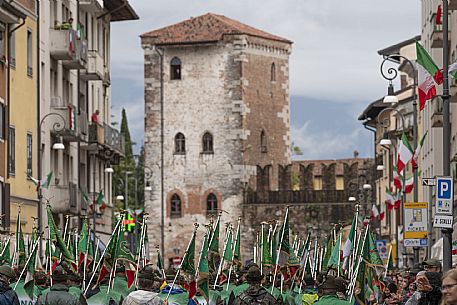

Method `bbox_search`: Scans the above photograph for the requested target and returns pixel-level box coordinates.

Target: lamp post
[378,107,405,268]
[380,53,420,266]
[38,112,66,257]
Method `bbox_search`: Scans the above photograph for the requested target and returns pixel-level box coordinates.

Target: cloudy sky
[110,0,421,160]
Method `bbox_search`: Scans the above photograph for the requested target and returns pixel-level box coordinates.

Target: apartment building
[39,0,137,242]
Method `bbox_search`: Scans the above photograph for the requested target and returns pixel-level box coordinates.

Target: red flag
[436,5,442,25]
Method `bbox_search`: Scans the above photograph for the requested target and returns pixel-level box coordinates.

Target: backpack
[238,292,268,305]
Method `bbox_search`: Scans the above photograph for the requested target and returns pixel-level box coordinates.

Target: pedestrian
[405,271,442,305]
[0,265,19,305]
[382,282,401,305]
[300,275,318,305]
[36,265,86,305]
[122,266,165,305]
[442,269,457,305]
[229,265,279,305]
[313,275,351,305]
[422,260,442,274]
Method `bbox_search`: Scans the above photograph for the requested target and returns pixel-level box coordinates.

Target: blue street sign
[436,176,453,215]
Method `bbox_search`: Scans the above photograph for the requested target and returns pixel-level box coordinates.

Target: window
[271,63,276,82]
[170,194,182,217]
[207,193,218,215]
[260,130,267,153]
[0,103,5,140]
[8,127,15,175]
[174,133,185,154]
[202,132,213,154]
[336,176,344,190]
[313,176,322,190]
[27,29,32,76]
[10,32,15,68]
[170,57,181,80]
[26,133,32,176]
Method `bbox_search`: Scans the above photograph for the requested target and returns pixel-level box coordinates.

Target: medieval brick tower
[141,13,292,261]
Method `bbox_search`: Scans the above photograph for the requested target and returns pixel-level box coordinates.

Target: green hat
[0,265,16,280]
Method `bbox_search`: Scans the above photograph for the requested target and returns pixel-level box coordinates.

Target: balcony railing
[88,123,105,144]
[49,102,80,142]
[104,123,124,154]
[81,50,104,81]
[431,14,450,48]
[245,190,351,204]
[50,28,87,69]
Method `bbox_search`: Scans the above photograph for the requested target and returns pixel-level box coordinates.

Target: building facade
[141,13,292,260]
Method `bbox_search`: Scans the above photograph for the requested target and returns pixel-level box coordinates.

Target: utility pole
[442,0,452,272]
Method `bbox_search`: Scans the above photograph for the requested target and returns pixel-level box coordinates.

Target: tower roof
[141,13,292,45]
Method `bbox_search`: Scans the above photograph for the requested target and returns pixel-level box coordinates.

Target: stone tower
[141,13,292,262]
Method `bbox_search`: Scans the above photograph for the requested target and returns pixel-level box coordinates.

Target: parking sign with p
[436,176,453,215]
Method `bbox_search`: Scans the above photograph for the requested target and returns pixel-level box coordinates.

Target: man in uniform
[123,266,165,305]
[0,265,19,305]
[36,266,86,305]
[313,275,351,305]
[229,266,279,305]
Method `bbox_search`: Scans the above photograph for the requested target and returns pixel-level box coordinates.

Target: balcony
[103,67,111,86]
[49,97,80,142]
[81,50,104,81]
[51,182,78,214]
[88,123,105,145]
[50,28,87,69]
[431,96,443,127]
[79,0,103,13]
[245,190,350,205]
[431,14,450,48]
[104,123,125,155]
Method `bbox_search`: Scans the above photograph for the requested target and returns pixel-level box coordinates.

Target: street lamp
[380,53,419,266]
[348,197,357,202]
[363,184,372,190]
[116,195,124,201]
[104,166,114,174]
[37,112,67,256]
[376,165,385,171]
[380,139,392,147]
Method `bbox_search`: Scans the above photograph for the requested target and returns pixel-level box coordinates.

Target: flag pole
[348,224,369,303]
[92,237,100,273]
[166,223,199,301]
[226,217,241,290]
[84,214,124,295]
[290,232,311,292]
[134,214,147,287]
[107,213,125,294]
[82,226,91,292]
[271,206,289,294]
[213,223,231,290]
[337,230,342,277]
[298,251,310,293]
[384,245,392,278]
[260,222,266,275]
[14,232,42,290]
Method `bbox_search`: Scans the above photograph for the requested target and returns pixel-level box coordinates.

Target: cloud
[291,121,368,160]
[110,0,420,156]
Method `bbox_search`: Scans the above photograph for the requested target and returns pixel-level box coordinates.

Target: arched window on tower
[175,133,186,154]
[202,132,213,154]
[207,193,218,215]
[171,194,182,217]
[260,130,267,153]
[271,63,276,82]
[170,57,181,80]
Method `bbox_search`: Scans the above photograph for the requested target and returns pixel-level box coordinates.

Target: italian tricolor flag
[397,133,413,175]
[416,42,442,110]
[343,216,356,258]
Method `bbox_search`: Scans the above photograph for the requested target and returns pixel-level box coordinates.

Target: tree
[113,109,136,211]
[291,141,303,156]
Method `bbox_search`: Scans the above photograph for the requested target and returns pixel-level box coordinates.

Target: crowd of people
[0,257,456,305]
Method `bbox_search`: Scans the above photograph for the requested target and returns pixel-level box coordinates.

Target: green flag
[181,227,197,275]
[77,218,89,267]
[278,209,290,266]
[322,234,334,271]
[0,238,10,264]
[326,230,341,269]
[197,232,210,303]
[222,229,233,263]
[46,204,76,265]
[208,215,220,272]
[157,247,164,271]
[367,230,383,266]
[261,224,273,266]
[16,210,26,266]
[270,224,278,265]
